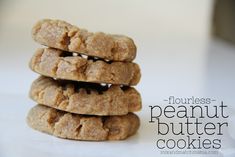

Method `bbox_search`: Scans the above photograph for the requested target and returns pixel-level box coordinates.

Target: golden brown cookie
[27,105,140,141]
[29,48,141,85]
[29,76,142,116]
[32,19,136,62]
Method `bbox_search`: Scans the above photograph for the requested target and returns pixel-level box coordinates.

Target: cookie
[32,19,136,62]
[30,76,142,116]
[29,48,141,85]
[27,105,140,141]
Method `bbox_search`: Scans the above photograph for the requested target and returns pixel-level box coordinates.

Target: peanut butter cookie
[29,48,141,85]
[27,105,140,141]
[30,76,142,115]
[32,19,136,62]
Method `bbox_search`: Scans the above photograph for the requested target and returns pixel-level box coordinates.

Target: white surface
[0,39,235,157]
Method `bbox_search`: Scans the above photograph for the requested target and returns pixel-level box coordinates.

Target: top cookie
[32,19,136,62]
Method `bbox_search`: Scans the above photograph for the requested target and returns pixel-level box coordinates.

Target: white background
[0,0,235,157]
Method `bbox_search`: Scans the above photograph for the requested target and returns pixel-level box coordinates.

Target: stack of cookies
[27,19,142,141]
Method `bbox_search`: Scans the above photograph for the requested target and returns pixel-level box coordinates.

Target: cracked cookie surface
[29,48,141,85]
[27,105,140,141]
[32,19,136,62]
[30,76,142,115]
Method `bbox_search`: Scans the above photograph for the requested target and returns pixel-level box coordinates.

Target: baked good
[29,48,141,85]
[30,76,142,115]
[27,105,140,141]
[32,19,136,62]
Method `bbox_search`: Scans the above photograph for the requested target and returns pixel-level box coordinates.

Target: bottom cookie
[27,105,140,141]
